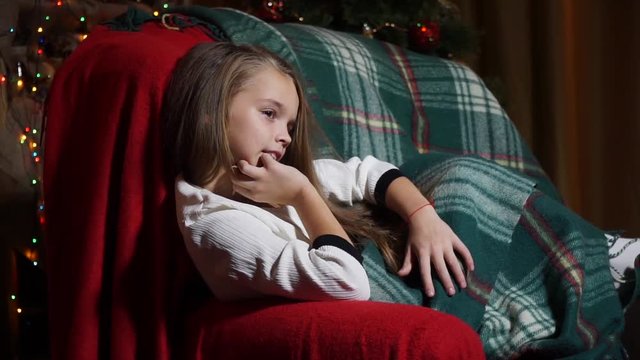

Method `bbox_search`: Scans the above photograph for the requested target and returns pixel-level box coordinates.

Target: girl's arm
[385,177,474,297]
[176,171,369,301]
[292,184,352,244]
[181,208,369,301]
[233,153,351,244]
[312,156,398,206]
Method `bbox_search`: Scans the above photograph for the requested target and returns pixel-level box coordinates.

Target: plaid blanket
[364,154,636,359]
[171,6,561,200]
[113,7,638,358]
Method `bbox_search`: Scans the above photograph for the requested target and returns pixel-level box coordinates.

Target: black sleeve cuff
[374,168,404,207]
[312,235,363,264]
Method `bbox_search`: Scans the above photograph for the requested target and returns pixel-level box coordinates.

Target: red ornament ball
[408,20,441,53]
[255,0,285,22]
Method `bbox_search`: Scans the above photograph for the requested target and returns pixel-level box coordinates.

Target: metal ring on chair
[161,13,180,31]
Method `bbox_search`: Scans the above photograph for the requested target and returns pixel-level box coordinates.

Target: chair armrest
[183,298,484,360]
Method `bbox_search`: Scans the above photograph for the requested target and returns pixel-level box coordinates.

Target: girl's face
[227,67,299,166]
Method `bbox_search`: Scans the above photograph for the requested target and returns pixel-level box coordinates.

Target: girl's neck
[205,171,234,197]
[205,171,272,207]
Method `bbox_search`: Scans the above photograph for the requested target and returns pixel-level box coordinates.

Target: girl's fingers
[230,180,256,199]
[453,237,475,272]
[260,152,277,168]
[397,244,413,276]
[444,250,467,289]
[432,252,455,296]
[231,185,249,199]
[230,178,253,191]
[418,250,435,297]
[236,160,264,179]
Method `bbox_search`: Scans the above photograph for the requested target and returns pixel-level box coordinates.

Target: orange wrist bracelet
[407,199,435,223]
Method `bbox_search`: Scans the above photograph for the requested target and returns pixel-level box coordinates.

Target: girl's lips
[255,151,280,167]
[263,150,282,161]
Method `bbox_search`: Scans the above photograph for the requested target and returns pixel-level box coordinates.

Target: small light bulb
[32,86,37,92]
[17,79,24,88]
[33,261,38,266]
[37,27,43,33]
[163,3,168,9]
[45,16,50,21]
[153,11,159,17]
[10,295,16,300]
[17,308,22,314]
[32,238,38,243]
[80,16,86,22]
[36,73,42,78]
[32,129,37,134]
[32,179,37,185]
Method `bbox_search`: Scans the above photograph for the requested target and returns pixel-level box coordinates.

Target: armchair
[43,9,483,360]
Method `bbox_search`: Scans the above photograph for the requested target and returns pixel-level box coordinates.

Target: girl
[164,41,474,301]
[164,41,639,305]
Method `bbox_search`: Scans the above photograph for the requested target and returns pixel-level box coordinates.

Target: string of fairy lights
[2,0,173,321]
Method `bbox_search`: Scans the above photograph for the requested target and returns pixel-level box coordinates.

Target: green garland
[278,0,478,58]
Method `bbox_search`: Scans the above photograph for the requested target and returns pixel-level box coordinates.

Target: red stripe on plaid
[384,43,430,151]
[321,102,403,134]
[321,101,399,121]
[325,117,403,134]
[465,272,493,306]
[520,192,600,348]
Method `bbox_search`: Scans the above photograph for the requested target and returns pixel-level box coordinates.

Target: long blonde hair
[164,42,405,271]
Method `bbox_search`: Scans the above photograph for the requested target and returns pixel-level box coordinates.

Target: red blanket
[44,19,483,360]
[44,21,213,359]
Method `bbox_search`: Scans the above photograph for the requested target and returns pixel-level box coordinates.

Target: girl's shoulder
[175,176,239,226]
[175,176,291,230]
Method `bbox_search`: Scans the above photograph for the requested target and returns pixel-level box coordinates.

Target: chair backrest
[43,22,213,360]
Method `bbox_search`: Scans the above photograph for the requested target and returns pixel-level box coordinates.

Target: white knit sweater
[175,156,398,301]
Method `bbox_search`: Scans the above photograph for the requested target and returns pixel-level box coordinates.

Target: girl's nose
[276,125,291,147]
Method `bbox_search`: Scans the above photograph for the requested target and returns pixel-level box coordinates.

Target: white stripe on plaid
[293,25,405,165]
[413,156,534,244]
[284,24,410,97]
[480,262,556,359]
[445,61,525,169]
[521,209,599,348]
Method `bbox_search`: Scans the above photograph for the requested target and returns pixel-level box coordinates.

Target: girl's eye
[262,110,275,119]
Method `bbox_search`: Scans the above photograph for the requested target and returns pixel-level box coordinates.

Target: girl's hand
[231,153,311,206]
[397,206,474,297]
